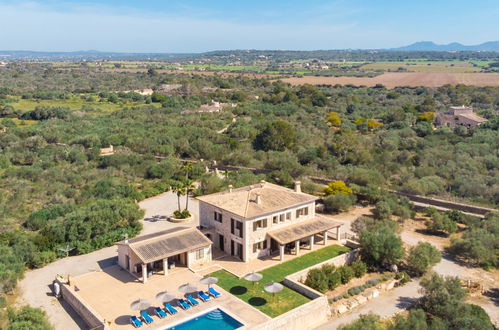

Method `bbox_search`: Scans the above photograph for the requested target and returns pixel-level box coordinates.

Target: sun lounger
[164,303,178,315]
[198,291,211,302]
[154,307,167,319]
[130,315,143,328]
[186,295,199,306]
[178,299,191,310]
[140,311,154,324]
[208,287,221,298]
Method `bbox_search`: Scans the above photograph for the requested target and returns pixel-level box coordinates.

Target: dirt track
[280,72,499,88]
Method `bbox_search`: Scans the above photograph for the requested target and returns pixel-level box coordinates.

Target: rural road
[16,192,199,330]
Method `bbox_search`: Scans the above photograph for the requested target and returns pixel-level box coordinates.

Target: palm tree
[183,162,193,181]
[170,181,186,212]
[184,179,195,210]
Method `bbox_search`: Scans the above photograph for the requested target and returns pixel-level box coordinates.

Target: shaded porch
[267,217,343,261]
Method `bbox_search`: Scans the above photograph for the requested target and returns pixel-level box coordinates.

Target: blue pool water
[167,308,243,330]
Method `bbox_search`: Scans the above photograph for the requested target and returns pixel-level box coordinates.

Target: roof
[196,181,318,218]
[267,217,343,245]
[117,227,212,264]
[458,113,487,123]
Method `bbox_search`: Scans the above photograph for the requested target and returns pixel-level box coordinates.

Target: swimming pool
[166,308,243,330]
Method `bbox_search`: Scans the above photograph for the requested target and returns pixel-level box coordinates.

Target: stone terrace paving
[71,265,270,329]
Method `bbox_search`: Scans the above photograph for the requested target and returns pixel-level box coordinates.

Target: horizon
[0,0,498,53]
[2,40,499,55]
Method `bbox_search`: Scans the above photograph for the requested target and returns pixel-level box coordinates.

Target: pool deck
[70,266,270,329]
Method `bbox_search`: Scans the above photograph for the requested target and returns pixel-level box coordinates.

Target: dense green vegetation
[447,212,499,268]
[0,64,497,327]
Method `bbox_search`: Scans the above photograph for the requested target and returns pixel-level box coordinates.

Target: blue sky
[0,0,497,52]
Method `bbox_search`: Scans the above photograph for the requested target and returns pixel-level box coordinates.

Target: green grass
[8,98,160,114]
[210,244,350,317]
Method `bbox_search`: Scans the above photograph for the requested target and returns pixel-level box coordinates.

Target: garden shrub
[305,268,329,293]
[351,260,367,278]
[338,266,355,284]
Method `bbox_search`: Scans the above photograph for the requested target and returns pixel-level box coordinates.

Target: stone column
[163,258,168,276]
[310,235,314,250]
[279,244,285,261]
[336,226,342,241]
[295,240,300,255]
[142,264,147,284]
[323,230,328,245]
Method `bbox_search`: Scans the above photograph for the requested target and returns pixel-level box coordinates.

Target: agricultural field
[360,60,483,73]
[280,72,499,88]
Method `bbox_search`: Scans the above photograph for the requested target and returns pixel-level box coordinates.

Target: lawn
[210,244,350,317]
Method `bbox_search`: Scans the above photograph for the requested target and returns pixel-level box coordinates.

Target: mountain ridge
[392,41,499,51]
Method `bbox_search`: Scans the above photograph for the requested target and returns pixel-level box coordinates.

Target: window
[253,240,268,253]
[296,207,308,218]
[286,212,291,220]
[253,218,267,231]
[214,211,222,223]
[231,218,243,238]
[280,214,285,222]
[195,248,204,260]
[273,215,278,224]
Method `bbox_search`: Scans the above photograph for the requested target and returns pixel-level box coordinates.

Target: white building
[197,181,343,262]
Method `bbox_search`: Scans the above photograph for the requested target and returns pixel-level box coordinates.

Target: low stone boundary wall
[254,296,330,330]
[55,277,107,330]
[390,190,497,216]
[286,249,360,283]
[331,279,399,315]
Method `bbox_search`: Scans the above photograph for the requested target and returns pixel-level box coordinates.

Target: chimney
[294,181,302,193]
[255,193,262,205]
[228,184,233,193]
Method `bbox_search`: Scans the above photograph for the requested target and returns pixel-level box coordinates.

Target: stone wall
[254,296,330,330]
[390,190,496,215]
[286,249,360,283]
[56,278,107,330]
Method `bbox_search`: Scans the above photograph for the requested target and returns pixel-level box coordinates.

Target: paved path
[16,192,199,330]
[315,280,422,330]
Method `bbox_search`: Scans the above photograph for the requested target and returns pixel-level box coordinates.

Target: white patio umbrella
[243,271,263,283]
[130,298,151,311]
[264,281,284,302]
[178,283,198,294]
[155,291,176,303]
[244,271,263,292]
[199,276,218,288]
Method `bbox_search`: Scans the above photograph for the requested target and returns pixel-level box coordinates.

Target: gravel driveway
[16,192,199,330]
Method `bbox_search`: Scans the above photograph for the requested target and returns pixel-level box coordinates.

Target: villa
[197,180,343,262]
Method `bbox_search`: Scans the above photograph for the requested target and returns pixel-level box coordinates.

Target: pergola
[267,217,343,261]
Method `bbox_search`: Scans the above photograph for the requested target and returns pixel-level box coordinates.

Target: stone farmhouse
[197,180,343,262]
[435,105,487,129]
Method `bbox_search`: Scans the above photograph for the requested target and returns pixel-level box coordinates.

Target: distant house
[435,106,487,129]
[197,181,343,262]
[99,145,114,156]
